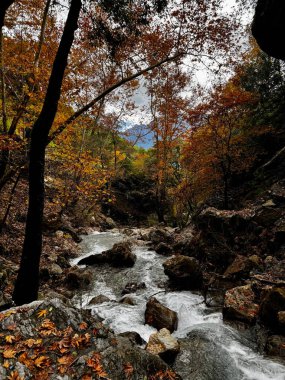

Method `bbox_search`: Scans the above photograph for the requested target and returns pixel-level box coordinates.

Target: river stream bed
[71,230,285,380]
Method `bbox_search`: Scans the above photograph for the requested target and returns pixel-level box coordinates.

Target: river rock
[88,295,111,305]
[0,299,180,379]
[253,206,283,227]
[223,285,259,323]
[146,328,180,363]
[122,281,146,295]
[149,228,174,245]
[260,287,285,330]
[49,263,63,275]
[155,242,173,256]
[145,297,178,333]
[78,241,136,267]
[163,255,203,289]
[223,255,260,279]
[265,335,285,357]
[118,331,144,345]
[64,266,92,290]
[173,324,264,380]
[119,296,136,305]
[196,207,255,233]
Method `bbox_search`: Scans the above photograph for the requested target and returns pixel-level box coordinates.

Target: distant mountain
[122,124,154,149]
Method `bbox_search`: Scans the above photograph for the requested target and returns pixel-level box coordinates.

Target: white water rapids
[71,230,285,380]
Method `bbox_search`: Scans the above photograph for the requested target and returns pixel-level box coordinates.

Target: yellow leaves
[18,352,34,370]
[37,309,48,318]
[7,371,24,380]
[0,310,16,322]
[39,319,58,336]
[34,355,50,368]
[57,355,73,365]
[3,348,17,359]
[5,335,16,344]
[3,360,10,368]
[23,338,43,348]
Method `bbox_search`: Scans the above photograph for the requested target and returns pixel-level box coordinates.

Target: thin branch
[48,52,184,143]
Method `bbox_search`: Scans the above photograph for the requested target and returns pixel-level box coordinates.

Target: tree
[147,65,189,222]
[12,0,82,305]
[0,0,241,305]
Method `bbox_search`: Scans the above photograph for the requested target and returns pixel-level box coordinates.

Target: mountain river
[71,230,285,380]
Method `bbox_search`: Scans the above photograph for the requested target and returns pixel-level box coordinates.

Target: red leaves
[86,353,109,379]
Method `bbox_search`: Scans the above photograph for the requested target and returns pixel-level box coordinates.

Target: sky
[108,0,255,127]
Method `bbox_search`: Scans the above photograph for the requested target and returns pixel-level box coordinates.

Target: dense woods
[0,0,285,378]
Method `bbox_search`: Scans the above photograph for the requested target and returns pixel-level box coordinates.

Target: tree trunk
[223,175,229,210]
[12,0,81,306]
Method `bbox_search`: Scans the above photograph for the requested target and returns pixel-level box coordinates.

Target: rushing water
[71,230,285,380]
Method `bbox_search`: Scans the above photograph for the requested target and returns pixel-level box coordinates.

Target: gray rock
[146,328,180,363]
[145,297,178,333]
[0,299,181,379]
[78,241,136,267]
[223,285,259,323]
[163,255,203,289]
[88,295,111,305]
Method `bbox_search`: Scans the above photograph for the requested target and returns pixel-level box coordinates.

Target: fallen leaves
[37,309,48,319]
[6,371,24,380]
[5,335,16,344]
[23,338,43,348]
[34,355,51,368]
[86,353,109,379]
[3,348,17,358]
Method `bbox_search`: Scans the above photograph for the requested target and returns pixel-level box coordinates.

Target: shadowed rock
[78,241,136,267]
[145,297,178,333]
[163,255,203,289]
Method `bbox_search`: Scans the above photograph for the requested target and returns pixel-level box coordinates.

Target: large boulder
[223,285,260,323]
[146,328,180,363]
[149,228,174,245]
[223,255,262,280]
[154,242,173,256]
[196,207,255,233]
[173,324,285,380]
[78,241,136,267]
[145,297,178,333]
[64,266,92,291]
[88,295,111,305]
[260,287,285,330]
[163,256,203,289]
[0,299,181,379]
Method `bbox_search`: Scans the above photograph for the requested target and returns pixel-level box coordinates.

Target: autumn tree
[146,65,189,222]
[0,0,243,304]
[181,73,272,210]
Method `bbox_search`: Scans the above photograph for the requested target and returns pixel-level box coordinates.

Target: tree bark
[12,0,82,306]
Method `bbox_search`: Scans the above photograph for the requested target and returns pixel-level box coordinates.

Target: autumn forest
[0,0,285,379]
